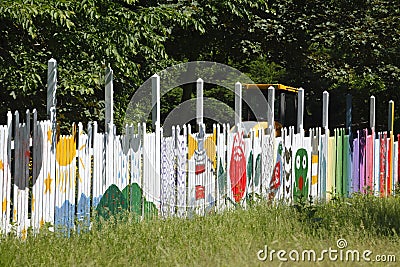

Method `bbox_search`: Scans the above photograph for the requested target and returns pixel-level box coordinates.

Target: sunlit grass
[1,195,399,266]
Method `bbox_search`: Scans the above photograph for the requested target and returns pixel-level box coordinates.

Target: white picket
[92,122,106,208]
[304,134,312,201]
[261,131,275,199]
[175,125,187,218]
[129,124,142,216]
[160,130,168,218]
[160,128,176,218]
[204,127,216,214]
[187,126,196,216]
[77,122,91,232]
[13,111,30,239]
[31,111,40,233]
[282,127,293,203]
[142,125,160,217]
[243,132,252,208]
[216,124,227,212]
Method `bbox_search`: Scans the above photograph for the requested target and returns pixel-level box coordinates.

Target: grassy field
[1,194,400,266]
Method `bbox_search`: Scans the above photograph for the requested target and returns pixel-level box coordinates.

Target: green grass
[1,195,400,266]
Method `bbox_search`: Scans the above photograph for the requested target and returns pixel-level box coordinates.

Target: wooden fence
[0,112,399,238]
[0,59,399,239]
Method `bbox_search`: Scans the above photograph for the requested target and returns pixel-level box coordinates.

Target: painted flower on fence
[229,132,246,203]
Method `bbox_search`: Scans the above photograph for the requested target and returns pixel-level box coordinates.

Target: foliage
[0,0,199,131]
[0,0,399,132]
[245,59,286,84]
[265,0,400,130]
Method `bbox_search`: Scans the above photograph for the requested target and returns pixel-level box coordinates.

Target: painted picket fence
[0,109,399,239]
[0,58,399,238]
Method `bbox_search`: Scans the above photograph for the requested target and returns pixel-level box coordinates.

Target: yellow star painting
[44,173,53,194]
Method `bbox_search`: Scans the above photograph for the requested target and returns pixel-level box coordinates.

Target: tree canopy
[0,0,399,133]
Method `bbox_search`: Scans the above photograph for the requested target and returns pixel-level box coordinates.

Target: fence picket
[374,136,380,196]
[335,129,344,197]
[366,130,374,192]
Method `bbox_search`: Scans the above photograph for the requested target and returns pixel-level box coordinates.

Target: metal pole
[151,74,161,129]
[322,91,329,130]
[47,58,57,116]
[280,92,286,126]
[196,78,204,126]
[105,66,114,132]
[235,82,242,127]
[370,96,375,131]
[267,86,275,131]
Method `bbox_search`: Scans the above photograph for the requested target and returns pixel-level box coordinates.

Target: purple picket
[352,133,360,193]
[359,129,366,193]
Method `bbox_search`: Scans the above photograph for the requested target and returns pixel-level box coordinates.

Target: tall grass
[1,195,399,266]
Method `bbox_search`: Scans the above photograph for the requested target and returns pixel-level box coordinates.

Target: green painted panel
[96,183,158,221]
[336,129,343,197]
[343,134,350,197]
[96,184,128,220]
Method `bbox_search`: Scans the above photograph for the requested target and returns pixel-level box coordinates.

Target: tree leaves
[0,0,200,131]
[0,0,398,132]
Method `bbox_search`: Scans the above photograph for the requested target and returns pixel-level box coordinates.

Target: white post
[297,87,304,133]
[197,78,204,126]
[268,86,275,131]
[47,60,57,212]
[105,66,114,132]
[322,91,329,130]
[234,82,242,127]
[47,58,57,116]
[370,96,375,131]
[49,106,56,224]
[6,111,12,233]
[104,67,115,192]
[13,111,19,225]
[151,74,160,129]
[151,74,161,210]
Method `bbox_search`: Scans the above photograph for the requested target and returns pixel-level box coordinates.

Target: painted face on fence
[294,148,309,202]
[229,132,246,203]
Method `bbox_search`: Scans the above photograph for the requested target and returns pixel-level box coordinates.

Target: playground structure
[242,83,299,128]
[0,59,398,239]
[235,83,299,136]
